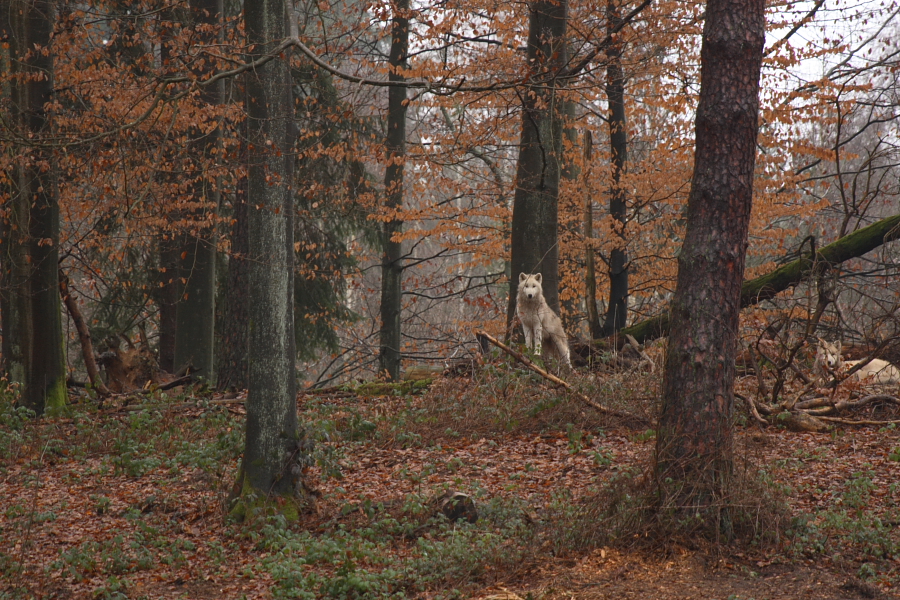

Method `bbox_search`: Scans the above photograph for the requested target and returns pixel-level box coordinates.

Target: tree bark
[618,212,900,345]
[234,0,305,516]
[0,0,67,416]
[174,0,223,383]
[155,236,179,374]
[507,0,568,328]
[217,171,250,390]
[377,0,410,381]
[600,0,629,336]
[655,0,765,534]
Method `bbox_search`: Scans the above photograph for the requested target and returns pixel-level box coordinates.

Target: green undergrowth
[250,491,537,599]
[785,468,900,583]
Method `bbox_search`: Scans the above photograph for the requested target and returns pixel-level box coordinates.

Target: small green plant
[631,429,656,443]
[565,423,584,454]
[591,448,614,467]
[91,494,112,515]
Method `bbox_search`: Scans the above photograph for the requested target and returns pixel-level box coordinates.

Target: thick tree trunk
[600,0,629,336]
[507,0,568,328]
[234,0,305,517]
[617,212,900,345]
[175,232,216,377]
[377,0,410,381]
[155,236,179,373]
[0,0,66,416]
[655,0,765,534]
[173,0,222,383]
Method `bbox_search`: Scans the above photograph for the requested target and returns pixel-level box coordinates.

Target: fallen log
[619,214,900,344]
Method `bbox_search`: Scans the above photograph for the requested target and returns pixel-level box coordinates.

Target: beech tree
[378,0,410,381]
[173,0,223,382]
[232,0,309,516]
[599,0,629,336]
[0,0,67,416]
[654,0,765,532]
[507,0,569,327]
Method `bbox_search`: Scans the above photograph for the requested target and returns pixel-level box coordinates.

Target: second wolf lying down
[814,338,900,384]
[516,273,571,368]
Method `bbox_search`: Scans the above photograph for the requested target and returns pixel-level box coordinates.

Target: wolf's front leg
[522,325,534,351]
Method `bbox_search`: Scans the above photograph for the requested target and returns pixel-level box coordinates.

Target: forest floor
[2,361,900,599]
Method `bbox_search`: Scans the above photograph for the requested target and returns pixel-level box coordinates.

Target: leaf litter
[1,381,899,599]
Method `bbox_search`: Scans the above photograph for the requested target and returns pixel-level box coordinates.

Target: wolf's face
[816,339,842,370]
[518,272,543,300]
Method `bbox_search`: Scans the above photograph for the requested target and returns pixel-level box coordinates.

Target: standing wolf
[516,273,571,368]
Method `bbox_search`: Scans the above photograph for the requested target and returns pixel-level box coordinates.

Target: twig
[475,330,648,426]
[818,416,900,426]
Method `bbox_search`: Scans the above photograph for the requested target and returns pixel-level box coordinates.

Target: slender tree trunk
[583,130,602,339]
[174,0,223,382]
[378,0,409,381]
[234,0,305,516]
[655,0,765,535]
[600,0,629,336]
[559,99,580,331]
[0,0,66,416]
[507,0,568,328]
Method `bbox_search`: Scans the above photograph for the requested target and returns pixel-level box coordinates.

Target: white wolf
[814,338,900,385]
[516,273,571,368]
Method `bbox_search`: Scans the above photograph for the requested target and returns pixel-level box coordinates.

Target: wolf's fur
[814,338,900,384]
[516,273,571,368]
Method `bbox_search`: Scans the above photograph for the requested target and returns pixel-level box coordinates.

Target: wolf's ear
[519,272,527,283]
[836,340,842,353]
[534,273,542,284]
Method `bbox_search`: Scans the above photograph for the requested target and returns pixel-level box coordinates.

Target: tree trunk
[155,236,179,374]
[217,173,250,390]
[583,130,603,340]
[507,0,568,328]
[655,0,765,535]
[234,0,306,518]
[174,0,223,383]
[600,0,629,336]
[377,0,410,381]
[0,0,67,416]
[617,212,900,345]
[560,99,581,330]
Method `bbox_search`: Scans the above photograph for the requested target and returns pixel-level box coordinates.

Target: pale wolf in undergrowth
[814,338,900,385]
[516,273,571,369]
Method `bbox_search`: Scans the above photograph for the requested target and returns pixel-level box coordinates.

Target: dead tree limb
[620,213,900,344]
[475,330,649,426]
[59,269,110,397]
